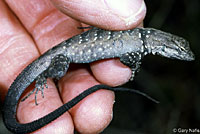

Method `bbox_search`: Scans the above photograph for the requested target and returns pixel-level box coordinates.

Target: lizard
[2,27,195,134]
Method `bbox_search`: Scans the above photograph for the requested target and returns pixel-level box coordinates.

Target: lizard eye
[161,45,166,51]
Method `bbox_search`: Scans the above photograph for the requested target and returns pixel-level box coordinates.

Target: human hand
[0,0,146,133]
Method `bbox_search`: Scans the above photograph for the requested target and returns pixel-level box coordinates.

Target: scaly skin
[2,27,194,134]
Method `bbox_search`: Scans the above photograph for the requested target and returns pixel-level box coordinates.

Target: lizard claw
[21,75,48,105]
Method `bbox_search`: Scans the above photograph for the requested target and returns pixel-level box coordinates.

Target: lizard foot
[21,75,48,105]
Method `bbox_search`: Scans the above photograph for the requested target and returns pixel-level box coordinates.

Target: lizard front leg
[120,52,143,81]
[22,54,70,105]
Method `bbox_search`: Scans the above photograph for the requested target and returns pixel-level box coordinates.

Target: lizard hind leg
[21,54,70,105]
[21,74,48,105]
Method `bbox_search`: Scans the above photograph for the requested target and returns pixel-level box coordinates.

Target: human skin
[0,0,146,133]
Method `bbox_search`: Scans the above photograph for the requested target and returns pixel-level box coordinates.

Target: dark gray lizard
[2,27,194,134]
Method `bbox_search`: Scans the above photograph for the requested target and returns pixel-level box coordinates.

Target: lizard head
[149,29,195,61]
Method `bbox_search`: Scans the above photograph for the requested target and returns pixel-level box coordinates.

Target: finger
[51,0,146,30]
[17,80,74,134]
[6,0,82,53]
[91,59,132,86]
[59,65,115,133]
[5,0,77,133]
[0,1,39,100]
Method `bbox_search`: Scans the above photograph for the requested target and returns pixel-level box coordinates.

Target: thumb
[51,0,146,30]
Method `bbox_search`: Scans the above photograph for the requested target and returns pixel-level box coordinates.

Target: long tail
[3,80,158,134]
[2,54,52,134]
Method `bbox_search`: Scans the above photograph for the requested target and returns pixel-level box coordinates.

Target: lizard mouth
[184,51,195,61]
[177,50,195,61]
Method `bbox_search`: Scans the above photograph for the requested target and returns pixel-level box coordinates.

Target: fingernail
[104,0,146,24]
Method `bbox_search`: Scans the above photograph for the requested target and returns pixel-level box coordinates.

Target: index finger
[51,0,146,30]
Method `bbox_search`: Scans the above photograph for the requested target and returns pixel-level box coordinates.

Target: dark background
[104,0,199,134]
[1,0,199,134]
